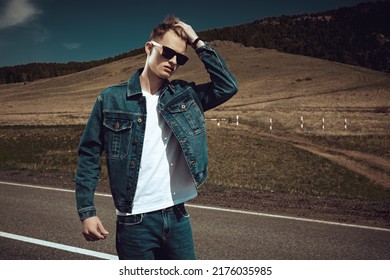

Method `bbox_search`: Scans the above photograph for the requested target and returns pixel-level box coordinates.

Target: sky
[0,0,374,67]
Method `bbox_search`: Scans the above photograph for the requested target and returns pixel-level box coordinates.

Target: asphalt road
[0,181,389,260]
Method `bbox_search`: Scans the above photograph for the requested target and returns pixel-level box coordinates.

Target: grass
[0,124,389,201]
[306,134,390,157]
[206,125,390,200]
[0,125,81,173]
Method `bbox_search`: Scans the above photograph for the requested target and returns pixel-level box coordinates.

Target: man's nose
[169,55,178,65]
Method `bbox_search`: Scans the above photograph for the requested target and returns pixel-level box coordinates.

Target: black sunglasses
[150,41,189,66]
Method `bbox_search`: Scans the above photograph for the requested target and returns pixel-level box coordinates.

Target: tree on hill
[198,1,389,73]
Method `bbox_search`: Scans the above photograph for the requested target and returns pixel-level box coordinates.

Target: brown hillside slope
[1,41,389,130]
[1,41,389,188]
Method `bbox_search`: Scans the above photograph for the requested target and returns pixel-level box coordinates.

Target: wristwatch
[191,38,201,49]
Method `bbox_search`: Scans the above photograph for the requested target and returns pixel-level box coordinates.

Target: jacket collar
[126,68,173,97]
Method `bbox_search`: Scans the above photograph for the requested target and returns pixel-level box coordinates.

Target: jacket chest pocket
[103,113,133,160]
[167,96,205,136]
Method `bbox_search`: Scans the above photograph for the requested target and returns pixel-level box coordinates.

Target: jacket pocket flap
[167,96,194,113]
[103,113,133,132]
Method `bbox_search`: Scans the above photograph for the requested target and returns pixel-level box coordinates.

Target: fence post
[300,116,304,130]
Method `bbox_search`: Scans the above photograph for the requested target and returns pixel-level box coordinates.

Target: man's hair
[150,15,188,42]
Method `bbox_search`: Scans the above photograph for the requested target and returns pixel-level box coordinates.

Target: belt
[117,203,185,217]
[151,203,184,214]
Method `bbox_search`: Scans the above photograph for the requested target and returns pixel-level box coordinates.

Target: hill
[199,1,390,73]
[0,40,389,136]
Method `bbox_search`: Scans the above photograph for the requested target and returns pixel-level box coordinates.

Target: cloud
[0,0,41,29]
[63,42,82,50]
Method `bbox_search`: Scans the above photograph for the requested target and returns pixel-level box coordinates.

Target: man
[75,15,238,260]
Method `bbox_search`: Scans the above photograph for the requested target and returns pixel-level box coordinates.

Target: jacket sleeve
[194,43,238,112]
[75,95,104,220]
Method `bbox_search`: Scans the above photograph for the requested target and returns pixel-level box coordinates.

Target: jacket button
[130,160,135,167]
[137,117,142,123]
[133,138,138,144]
[181,104,186,110]
[115,121,120,129]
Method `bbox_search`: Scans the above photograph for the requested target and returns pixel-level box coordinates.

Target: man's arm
[176,21,238,112]
[75,95,108,241]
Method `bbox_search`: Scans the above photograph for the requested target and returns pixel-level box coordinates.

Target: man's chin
[159,71,173,79]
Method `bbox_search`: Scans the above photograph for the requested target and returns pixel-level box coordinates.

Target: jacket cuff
[78,206,97,221]
[195,42,210,54]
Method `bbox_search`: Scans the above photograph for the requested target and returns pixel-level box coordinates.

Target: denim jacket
[75,43,238,220]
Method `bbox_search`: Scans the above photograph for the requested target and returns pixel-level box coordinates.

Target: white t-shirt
[116,90,197,215]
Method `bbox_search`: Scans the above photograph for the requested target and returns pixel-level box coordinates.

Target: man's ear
[145,42,153,55]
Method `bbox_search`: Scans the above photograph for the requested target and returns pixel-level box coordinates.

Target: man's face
[146,30,187,79]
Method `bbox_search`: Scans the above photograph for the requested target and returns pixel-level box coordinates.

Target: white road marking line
[0,231,118,260]
[0,181,112,196]
[1,181,390,233]
[186,204,390,233]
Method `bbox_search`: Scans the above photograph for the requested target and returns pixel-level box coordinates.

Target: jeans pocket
[176,206,190,219]
[117,214,143,225]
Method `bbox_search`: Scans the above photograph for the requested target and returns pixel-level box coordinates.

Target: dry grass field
[1,41,389,131]
[1,41,389,226]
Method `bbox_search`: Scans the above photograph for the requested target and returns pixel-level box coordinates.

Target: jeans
[115,204,196,260]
